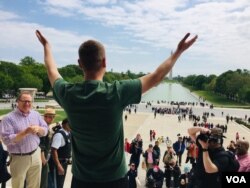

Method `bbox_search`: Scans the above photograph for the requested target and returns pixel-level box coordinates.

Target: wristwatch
[202,148,208,152]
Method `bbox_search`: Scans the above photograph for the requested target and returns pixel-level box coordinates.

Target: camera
[197,132,223,144]
[197,132,211,142]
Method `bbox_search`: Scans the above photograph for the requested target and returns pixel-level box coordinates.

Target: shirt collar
[16,108,30,117]
[237,153,249,159]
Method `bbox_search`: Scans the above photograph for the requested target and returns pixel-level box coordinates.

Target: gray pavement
[123,111,250,188]
[1,102,250,187]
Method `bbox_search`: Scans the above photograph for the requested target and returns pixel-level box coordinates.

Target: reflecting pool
[142,82,200,103]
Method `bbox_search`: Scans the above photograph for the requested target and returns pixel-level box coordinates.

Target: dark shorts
[71,176,128,188]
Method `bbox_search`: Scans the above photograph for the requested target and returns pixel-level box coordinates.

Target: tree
[0,72,14,96]
[215,70,234,95]
[193,75,207,90]
[205,77,216,91]
[18,73,43,90]
[19,56,37,66]
[225,72,243,100]
[183,75,196,87]
[59,65,82,78]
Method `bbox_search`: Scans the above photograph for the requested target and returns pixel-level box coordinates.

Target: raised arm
[35,30,62,87]
[139,33,198,94]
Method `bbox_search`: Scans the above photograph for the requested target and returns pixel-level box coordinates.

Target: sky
[0,0,250,77]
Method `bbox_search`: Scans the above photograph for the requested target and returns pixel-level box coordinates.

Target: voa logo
[226,176,246,184]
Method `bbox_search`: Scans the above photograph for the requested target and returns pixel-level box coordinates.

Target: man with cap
[236,140,250,172]
[188,127,232,188]
[40,108,56,188]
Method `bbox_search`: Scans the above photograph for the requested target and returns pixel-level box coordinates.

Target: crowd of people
[125,125,250,188]
[0,28,249,188]
[1,93,249,188]
[125,133,195,188]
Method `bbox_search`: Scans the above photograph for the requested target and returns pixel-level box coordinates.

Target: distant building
[168,68,173,80]
[19,88,37,101]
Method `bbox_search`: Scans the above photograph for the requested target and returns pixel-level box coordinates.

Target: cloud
[1,0,250,76]
[0,9,135,67]
[0,10,21,21]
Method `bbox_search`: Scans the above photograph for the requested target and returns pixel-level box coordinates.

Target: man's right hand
[176,33,198,54]
[36,30,49,47]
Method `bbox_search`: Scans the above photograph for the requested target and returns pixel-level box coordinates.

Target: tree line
[181,69,250,103]
[1,56,250,103]
[0,56,145,97]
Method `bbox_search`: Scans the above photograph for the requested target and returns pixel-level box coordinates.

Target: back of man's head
[236,140,249,156]
[78,40,105,71]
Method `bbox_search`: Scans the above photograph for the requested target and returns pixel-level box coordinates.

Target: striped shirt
[0,109,48,154]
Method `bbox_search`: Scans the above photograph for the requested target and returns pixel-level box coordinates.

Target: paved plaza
[1,102,250,188]
[122,109,250,187]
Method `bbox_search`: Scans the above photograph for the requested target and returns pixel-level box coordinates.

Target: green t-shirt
[53,78,141,182]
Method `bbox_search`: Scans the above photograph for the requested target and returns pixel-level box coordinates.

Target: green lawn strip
[0,109,12,116]
[0,109,67,123]
[194,90,250,108]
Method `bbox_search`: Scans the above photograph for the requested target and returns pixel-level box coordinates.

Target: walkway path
[2,105,250,188]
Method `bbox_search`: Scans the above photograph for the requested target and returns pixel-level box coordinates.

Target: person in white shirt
[50,119,71,188]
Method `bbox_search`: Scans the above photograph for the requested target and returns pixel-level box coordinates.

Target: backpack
[52,128,70,145]
[216,150,240,172]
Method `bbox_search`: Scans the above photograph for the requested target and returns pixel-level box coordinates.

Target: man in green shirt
[36,30,197,188]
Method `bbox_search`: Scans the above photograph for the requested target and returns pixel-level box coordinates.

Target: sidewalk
[3,110,250,188]
[66,111,249,188]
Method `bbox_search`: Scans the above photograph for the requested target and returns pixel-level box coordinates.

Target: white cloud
[41,0,81,9]
[85,0,117,5]
[0,10,20,21]
[0,9,134,67]
[1,0,250,75]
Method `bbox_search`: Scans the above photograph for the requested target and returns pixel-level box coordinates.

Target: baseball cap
[210,128,223,137]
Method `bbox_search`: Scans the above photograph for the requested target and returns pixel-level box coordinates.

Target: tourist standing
[127,163,137,188]
[173,136,185,166]
[0,92,48,188]
[36,30,197,187]
[236,140,250,172]
[40,108,56,188]
[0,139,11,188]
[51,118,71,188]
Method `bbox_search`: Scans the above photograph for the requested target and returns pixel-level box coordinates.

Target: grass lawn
[0,109,12,116]
[0,109,67,123]
[194,90,250,108]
